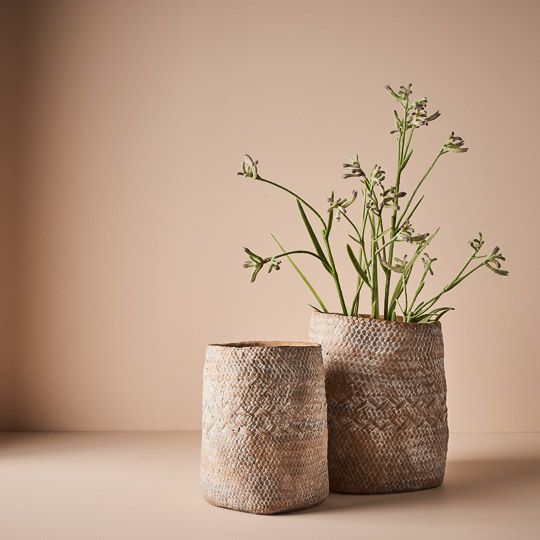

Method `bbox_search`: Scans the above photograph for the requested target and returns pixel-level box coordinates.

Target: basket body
[200,341,329,514]
[309,312,448,494]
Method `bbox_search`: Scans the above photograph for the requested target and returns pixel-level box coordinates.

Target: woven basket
[309,312,448,494]
[200,341,329,514]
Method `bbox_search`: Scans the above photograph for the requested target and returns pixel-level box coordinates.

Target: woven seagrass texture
[200,342,329,514]
[309,312,448,494]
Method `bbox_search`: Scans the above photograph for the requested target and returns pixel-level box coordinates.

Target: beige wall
[3,0,539,431]
[0,1,20,429]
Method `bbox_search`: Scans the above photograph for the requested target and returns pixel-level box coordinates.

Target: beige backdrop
[0,2,17,429]
[1,0,538,431]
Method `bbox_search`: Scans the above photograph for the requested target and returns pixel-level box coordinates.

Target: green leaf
[271,234,328,313]
[398,194,425,229]
[347,244,371,288]
[401,149,413,169]
[392,279,403,306]
[326,207,334,236]
[411,306,454,323]
[297,200,331,273]
[433,307,454,320]
[350,284,362,315]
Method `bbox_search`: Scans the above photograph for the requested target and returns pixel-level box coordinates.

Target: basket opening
[208,341,319,348]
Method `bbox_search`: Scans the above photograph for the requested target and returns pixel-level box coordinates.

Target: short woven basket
[309,312,448,494]
[200,341,329,514]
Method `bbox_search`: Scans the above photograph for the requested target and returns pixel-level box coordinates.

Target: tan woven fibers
[309,312,448,494]
[200,341,329,514]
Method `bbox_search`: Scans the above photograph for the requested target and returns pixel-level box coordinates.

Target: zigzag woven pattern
[200,342,329,514]
[309,312,448,494]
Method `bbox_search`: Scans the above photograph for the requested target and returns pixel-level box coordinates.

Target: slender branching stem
[407,264,431,317]
[272,249,330,264]
[272,234,328,313]
[341,211,362,242]
[322,231,348,315]
[384,103,409,319]
[240,85,507,322]
[370,215,379,318]
[257,176,327,228]
[388,228,440,315]
[413,260,485,318]
[376,232,402,256]
[396,151,444,229]
[411,247,494,319]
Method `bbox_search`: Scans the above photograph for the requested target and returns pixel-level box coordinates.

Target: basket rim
[207,340,321,349]
[310,311,441,327]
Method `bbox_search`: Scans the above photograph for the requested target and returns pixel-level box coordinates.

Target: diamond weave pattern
[309,312,449,494]
[200,343,329,514]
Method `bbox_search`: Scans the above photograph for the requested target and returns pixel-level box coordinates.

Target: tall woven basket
[200,341,329,514]
[309,312,448,494]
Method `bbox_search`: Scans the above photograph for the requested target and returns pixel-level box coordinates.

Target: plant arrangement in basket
[238,84,508,322]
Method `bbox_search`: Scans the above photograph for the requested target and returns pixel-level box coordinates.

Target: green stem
[370,216,379,318]
[341,211,369,265]
[403,274,409,314]
[341,211,367,316]
[257,176,326,228]
[272,235,328,313]
[357,200,369,314]
[341,211,362,241]
[396,151,444,229]
[349,188,369,315]
[398,195,425,229]
[272,249,328,263]
[450,261,486,287]
[407,265,430,319]
[323,233,348,315]
[388,228,440,316]
[384,106,408,319]
[375,232,402,256]
[403,125,416,158]
[253,176,349,313]
[414,258,484,317]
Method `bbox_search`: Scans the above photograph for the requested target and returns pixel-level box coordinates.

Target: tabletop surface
[1,431,538,539]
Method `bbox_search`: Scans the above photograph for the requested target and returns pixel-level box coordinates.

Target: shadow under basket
[200,341,329,514]
[309,312,449,494]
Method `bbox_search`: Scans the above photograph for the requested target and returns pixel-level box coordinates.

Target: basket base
[203,493,329,515]
[329,478,444,495]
